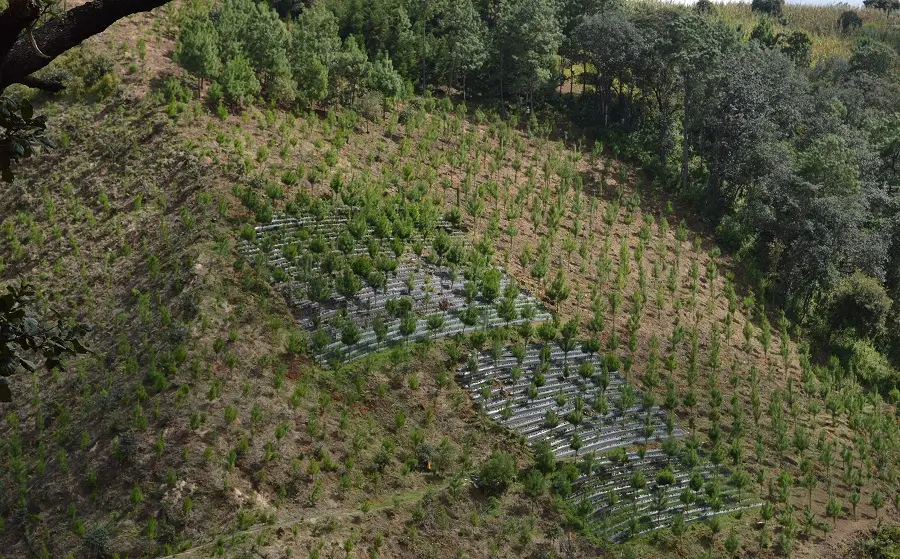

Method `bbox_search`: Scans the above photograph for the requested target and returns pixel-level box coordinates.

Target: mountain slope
[0,6,897,559]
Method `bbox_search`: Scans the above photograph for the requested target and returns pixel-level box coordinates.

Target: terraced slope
[240,210,550,364]
[244,200,764,545]
[461,345,760,542]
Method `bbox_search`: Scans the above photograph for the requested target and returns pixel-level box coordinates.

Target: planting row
[459,345,759,542]
[460,347,680,458]
[573,449,760,542]
[240,210,550,363]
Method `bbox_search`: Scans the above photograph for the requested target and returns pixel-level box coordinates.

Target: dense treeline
[564,4,900,395]
[564,5,900,393]
[173,0,900,392]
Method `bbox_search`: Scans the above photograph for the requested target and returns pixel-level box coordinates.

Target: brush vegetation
[2,0,900,558]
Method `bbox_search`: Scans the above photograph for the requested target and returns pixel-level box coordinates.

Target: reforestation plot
[461,343,759,542]
[5,0,900,556]
[239,196,550,364]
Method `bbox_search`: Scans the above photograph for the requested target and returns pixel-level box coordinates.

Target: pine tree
[849,488,860,519]
[243,1,294,102]
[290,2,341,107]
[332,37,371,106]
[373,314,388,348]
[368,53,405,105]
[521,469,545,513]
[341,321,361,349]
[220,54,261,107]
[670,512,686,550]
[174,15,222,93]
[496,0,563,112]
[557,318,579,365]
[440,0,487,99]
[399,313,417,346]
[724,529,740,558]
[871,490,885,524]
[546,269,570,312]
[729,468,750,504]
[336,268,361,304]
[425,314,445,341]
[825,495,842,527]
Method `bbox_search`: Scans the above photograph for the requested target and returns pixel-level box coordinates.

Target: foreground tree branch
[17,75,64,92]
[0,0,172,181]
[0,0,42,70]
[0,281,90,402]
[0,0,171,93]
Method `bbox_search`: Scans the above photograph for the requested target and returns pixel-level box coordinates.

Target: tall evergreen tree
[174,15,221,93]
[332,37,372,106]
[220,54,261,107]
[440,0,488,99]
[496,0,563,112]
[291,2,342,106]
[242,1,294,102]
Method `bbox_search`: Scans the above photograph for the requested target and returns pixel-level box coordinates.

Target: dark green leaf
[20,99,33,121]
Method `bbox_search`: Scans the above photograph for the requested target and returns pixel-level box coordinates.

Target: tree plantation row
[219,86,900,555]
[169,0,900,401]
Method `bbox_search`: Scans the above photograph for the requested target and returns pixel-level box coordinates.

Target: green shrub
[862,525,900,559]
[91,73,120,99]
[255,203,273,224]
[163,77,191,104]
[827,271,892,342]
[477,451,517,495]
[239,224,255,242]
[221,55,260,108]
[285,330,307,355]
[83,525,111,556]
[848,339,898,394]
[605,354,622,372]
[207,82,223,108]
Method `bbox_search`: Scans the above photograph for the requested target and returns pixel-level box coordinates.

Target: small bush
[476,451,517,495]
[207,82,223,108]
[286,330,307,355]
[83,525,111,556]
[862,525,900,559]
[163,77,191,104]
[255,203,273,224]
[605,354,622,372]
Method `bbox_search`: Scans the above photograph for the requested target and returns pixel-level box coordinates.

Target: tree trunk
[603,77,611,127]
[499,50,505,118]
[421,7,427,94]
[681,78,691,192]
[529,76,535,115]
[1,0,173,93]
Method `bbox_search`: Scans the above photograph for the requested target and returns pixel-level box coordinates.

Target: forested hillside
[1,0,900,558]
[161,0,900,393]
